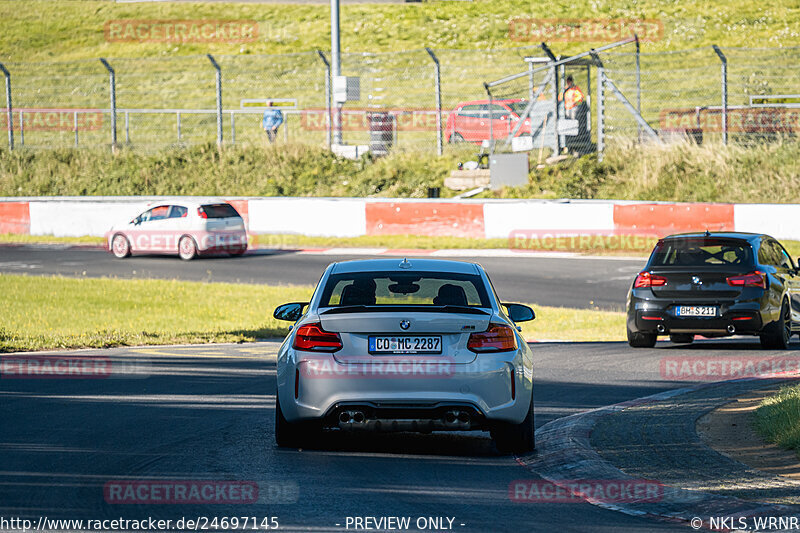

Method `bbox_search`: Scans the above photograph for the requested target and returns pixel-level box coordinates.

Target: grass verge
[0,274,313,352]
[0,231,654,256]
[3,141,800,204]
[754,384,800,458]
[0,274,624,352]
[4,233,799,259]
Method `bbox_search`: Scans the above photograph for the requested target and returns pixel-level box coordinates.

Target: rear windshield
[649,238,754,267]
[200,203,241,219]
[319,271,491,308]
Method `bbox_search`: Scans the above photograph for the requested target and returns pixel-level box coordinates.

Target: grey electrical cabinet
[489,153,529,189]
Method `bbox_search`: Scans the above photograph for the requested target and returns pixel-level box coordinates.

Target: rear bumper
[627,289,766,335]
[195,230,248,253]
[277,348,533,427]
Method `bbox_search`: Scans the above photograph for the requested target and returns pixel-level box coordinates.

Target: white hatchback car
[106,200,248,260]
[273,258,536,453]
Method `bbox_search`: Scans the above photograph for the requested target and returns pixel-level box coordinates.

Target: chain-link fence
[1,44,798,154]
[601,45,800,148]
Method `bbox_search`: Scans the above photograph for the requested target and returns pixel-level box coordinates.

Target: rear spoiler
[320,305,491,316]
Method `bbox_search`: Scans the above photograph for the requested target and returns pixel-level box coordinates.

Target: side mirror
[273,302,307,322]
[503,303,535,323]
[131,216,141,225]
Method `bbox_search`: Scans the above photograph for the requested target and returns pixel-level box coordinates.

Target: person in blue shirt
[262,102,284,143]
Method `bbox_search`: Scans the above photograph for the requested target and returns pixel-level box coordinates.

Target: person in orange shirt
[559,75,585,119]
[559,75,591,153]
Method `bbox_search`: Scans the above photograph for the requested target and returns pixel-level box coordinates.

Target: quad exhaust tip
[727,324,736,334]
[656,324,666,333]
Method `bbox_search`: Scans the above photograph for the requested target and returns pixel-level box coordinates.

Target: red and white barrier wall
[0,197,798,241]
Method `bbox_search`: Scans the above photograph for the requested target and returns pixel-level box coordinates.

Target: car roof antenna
[399,257,412,269]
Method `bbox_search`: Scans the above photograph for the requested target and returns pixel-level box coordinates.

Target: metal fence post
[528,60,536,145]
[0,62,13,150]
[484,83,493,155]
[712,45,728,145]
[590,51,605,161]
[177,112,182,141]
[207,54,223,146]
[425,47,443,156]
[597,68,605,160]
[635,35,642,142]
[18,111,23,146]
[100,58,117,151]
[541,42,560,154]
[231,112,236,145]
[316,50,332,148]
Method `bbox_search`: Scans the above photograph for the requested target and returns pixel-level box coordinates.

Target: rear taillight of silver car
[467,324,517,353]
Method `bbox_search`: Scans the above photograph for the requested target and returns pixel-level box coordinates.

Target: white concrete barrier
[29,201,147,237]
[733,204,800,241]
[483,200,615,239]
[4,197,800,242]
[248,198,367,237]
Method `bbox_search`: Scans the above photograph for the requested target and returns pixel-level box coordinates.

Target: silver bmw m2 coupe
[273,258,536,453]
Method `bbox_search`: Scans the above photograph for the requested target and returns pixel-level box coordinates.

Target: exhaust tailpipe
[338,410,366,426]
[727,324,735,334]
[457,411,470,424]
[656,324,666,333]
[444,411,457,424]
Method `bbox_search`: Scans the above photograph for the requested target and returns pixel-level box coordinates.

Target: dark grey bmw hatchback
[626,232,799,349]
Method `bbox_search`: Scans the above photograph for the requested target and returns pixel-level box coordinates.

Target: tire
[491,389,535,454]
[274,392,315,448]
[111,234,131,259]
[760,299,791,350]
[627,327,657,348]
[178,235,198,261]
[669,333,694,344]
[449,132,465,143]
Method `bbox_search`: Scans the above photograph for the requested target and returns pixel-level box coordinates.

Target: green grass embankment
[2,141,800,204]
[0,274,626,352]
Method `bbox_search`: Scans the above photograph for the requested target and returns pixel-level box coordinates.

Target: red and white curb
[520,378,800,530]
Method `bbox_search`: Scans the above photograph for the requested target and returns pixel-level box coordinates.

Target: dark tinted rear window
[200,203,240,219]
[649,238,754,267]
[319,271,491,308]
